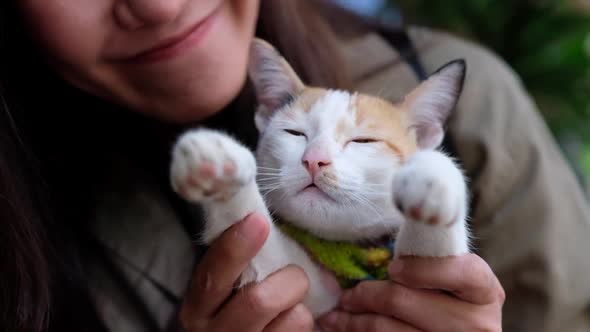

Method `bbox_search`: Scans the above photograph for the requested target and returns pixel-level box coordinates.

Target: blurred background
[333,0,590,195]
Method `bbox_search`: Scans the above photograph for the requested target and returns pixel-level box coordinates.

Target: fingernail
[318,312,339,329]
[237,213,269,243]
[389,260,404,277]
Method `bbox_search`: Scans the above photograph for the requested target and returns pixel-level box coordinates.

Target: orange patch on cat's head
[293,87,328,113]
[353,94,418,159]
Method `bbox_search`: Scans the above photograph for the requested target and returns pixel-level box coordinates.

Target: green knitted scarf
[278,223,395,288]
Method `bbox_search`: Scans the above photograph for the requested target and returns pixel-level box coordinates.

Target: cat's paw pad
[392,154,465,227]
[170,129,256,203]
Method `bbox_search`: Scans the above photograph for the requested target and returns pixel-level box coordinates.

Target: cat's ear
[402,59,466,150]
[248,38,304,132]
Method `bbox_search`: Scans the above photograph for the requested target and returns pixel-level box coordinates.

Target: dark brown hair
[0,0,353,331]
[257,0,351,89]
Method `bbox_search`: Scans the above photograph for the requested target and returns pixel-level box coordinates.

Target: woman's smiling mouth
[113,4,222,64]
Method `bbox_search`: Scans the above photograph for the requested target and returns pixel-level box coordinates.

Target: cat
[170,38,470,317]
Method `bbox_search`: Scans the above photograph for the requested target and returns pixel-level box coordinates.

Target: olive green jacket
[90,27,590,332]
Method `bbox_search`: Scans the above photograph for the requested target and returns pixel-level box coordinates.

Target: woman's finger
[180,213,269,322]
[317,310,422,332]
[389,254,505,305]
[340,281,501,332]
[212,265,310,331]
[263,303,314,332]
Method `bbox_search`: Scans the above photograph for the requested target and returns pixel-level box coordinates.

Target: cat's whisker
[259,185,281,191]
[258,177,280,184]
[336,184,389,198]
[257,175,303,185]
[259,186,281,193]
[257,180,281,184]
[347,191,384,223]
[339,181,388,189]
[258,180,282,187]
[336,179,388,187]
[343,186,397,232]
[257,180,281,185]
[259,174,309,203]
[340,187,388,196]
[346,203,374,238]
[256,174,297,181]
[261,188,282,200]
[257,166,281,170]
[269,190,290,217]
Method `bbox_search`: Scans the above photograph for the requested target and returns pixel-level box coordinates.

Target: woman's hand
[318,254,505,332]
[179,213,314,332]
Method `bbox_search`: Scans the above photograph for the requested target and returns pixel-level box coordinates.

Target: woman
[1,0,587,331]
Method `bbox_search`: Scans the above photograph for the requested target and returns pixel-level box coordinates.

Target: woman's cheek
[19,0,108,68]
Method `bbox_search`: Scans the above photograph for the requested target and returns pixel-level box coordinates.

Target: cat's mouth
[299,183,336,202]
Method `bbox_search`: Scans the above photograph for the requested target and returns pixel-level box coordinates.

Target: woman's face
[19,0,260,122]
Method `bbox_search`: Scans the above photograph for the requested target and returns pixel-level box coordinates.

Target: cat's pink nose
[303,159,331,177]
[302,149,331,177]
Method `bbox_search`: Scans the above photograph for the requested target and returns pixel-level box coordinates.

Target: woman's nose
[114,0,186,30]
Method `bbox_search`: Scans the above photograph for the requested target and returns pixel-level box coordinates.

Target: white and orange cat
[170,39,469,317]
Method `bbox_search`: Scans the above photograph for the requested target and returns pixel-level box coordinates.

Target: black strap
[321,1,427,82]
[376,27,428,81]
[376,25,460,159]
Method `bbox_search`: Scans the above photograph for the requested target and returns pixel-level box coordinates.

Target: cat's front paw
[392,150,469,257]
[170,129,256,203]
[392,151,466,227]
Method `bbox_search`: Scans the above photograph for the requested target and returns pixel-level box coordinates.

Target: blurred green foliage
[398,0,590,139]
[396,0,590,184]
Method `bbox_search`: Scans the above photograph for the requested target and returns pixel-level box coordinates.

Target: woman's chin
[127,78,245,123]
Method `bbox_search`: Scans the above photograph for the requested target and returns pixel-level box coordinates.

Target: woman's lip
[120,6,220,64]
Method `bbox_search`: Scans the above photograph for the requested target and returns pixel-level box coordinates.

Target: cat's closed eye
[350,138,379,144]
[284,129,307,138]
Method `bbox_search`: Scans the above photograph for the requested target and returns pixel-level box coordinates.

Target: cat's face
[249,39,465,241]
[257,89,417,240]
